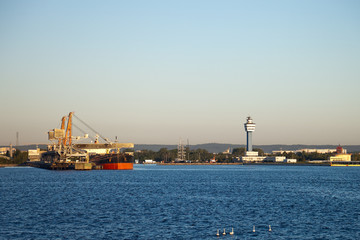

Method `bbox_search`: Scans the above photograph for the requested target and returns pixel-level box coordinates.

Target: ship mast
[177,139,186,161]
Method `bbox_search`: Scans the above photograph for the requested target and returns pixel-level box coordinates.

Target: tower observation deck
[244,116,256,152]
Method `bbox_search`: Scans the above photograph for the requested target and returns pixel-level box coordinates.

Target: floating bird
[253,225,256,232]
[223,228,226,235]
[216,229,220,237]
[269,225,272,232]
[230,228,234,235]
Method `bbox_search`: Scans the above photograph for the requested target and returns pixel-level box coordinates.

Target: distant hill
[133,143,243,153]
[3,143,360,153]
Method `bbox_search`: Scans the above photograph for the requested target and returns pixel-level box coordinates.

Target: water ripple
[1,165,360,239]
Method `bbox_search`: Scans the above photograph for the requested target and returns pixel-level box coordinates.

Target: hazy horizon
[1,0,359,146]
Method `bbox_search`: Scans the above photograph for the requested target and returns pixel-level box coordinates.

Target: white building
[272,150,295,154]
[144,159,156,164]
[0,147,14,155]
[28,148,41,161]
[264,156,286,162]
[241,151,266,162]
[295,149,337,154]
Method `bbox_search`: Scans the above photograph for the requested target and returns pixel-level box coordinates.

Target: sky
[1,0,360,146]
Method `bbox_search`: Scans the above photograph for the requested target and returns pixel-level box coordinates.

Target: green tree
[281,152,298,160]
[1,149,28,164]
[232,147,246,156]
[168,149,178,162]
[253,148,264,156]
[136,150,155,162]
[296,152,306,162]
[156,148,170,162]
[352,153,360,161]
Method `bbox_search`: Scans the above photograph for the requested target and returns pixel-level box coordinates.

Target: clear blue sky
[1,0,359,146]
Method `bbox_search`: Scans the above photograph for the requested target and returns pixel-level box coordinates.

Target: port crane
[42,112,134,170]
[48,112,110,153]
[45,112,90,169]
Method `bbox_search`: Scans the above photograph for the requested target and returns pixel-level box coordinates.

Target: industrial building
[0,146,14,155]
[296,149,338,154]
[28,148,42,161]
[272,148,342,154]
[330,154,351,162]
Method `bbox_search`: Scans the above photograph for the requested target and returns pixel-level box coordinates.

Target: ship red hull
[101,162,133,170]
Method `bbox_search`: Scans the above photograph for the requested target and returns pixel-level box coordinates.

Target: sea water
[0,165,359,239]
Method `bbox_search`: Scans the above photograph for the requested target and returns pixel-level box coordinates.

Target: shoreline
[0,164,25,167]
[155,162,331,166]
[3,162,355,168]
[0,163,30,167]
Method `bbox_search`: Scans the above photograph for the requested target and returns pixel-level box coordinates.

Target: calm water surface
[1,165,359,239]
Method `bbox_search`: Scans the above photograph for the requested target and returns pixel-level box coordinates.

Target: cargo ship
[29,112,134,170]
[91,153,133,170]
[74,143,134,170]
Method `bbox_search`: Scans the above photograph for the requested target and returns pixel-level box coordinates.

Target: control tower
[244,116,256,152]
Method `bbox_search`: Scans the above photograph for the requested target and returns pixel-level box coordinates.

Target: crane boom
[58,116,66,146]
[73,114,111,143]
[63,112,73,146]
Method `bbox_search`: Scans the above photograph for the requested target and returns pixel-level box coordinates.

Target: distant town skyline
[1,0,359,146]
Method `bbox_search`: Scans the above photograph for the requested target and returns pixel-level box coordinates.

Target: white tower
[244,116,256,152]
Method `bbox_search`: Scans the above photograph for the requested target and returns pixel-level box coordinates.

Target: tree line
[0,149,28,164]
[134,147,360,163]
[134,147,264,163]
[1,147,359,165]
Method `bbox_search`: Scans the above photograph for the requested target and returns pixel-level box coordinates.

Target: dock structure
[28,112,134,170]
